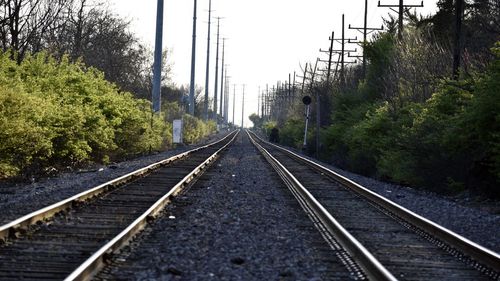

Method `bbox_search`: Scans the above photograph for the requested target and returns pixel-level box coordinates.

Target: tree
[45,0,172,99]
[249,113,263,129]
[0,0,69,62]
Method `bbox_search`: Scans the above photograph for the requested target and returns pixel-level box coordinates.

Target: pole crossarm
[331,48,357,53]
[349,25,384,31]
[348,53,363,58]
[318,58,337,63]
[333,37,357,43]
[378,0,424,39]
[377,1,423,8]
[319,49,342,54]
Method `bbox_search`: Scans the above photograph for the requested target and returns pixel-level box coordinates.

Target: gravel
[96,131,357,281]
[269,139,500,253]
[0,131,230,225]
[1,129,498,278]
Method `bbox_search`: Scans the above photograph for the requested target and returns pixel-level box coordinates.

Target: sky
[109,0,438,127]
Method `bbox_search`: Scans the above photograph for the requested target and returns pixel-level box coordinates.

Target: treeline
[0,0,172,99]
[258,0,499,197]
[0,0,216,179]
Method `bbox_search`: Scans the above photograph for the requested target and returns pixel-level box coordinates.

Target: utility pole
[188,0,197,115]
[152,0,164,113]
[452,0,464,80]
[349,0,383,78]
[260,87,266,120]
[219,38,225,119]
[378,0,423,39]
[241,84,245,128]
[224,70,230,124]
[326,32,334,84]
[203,0,212,120]
[288,73,292,105]
[232,84,236,125]
[331,15,357,87]
[257,86,261,117]
[341,15,345,83]
[310,59,320,158]
[301,63,308,93]
[265,84,269,120]
[319,32,335,84]
[212,18,220,121]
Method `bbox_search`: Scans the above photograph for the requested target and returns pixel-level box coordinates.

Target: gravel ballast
[0,131,230,225]
[0,129,498,278]
[267,139,500,254]
[96,131,357,280]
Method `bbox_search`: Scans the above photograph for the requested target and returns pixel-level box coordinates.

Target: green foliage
[377,84,474,192]
[0,51,170,178]
[308,42,500,197]
[362,33,395,101]
[323,97,376,174]
[181,114,216,144]
[279,118,307,149]
[262,121,278,138]
[249,113,263,129]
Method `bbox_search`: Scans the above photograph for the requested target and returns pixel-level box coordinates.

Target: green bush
[262,121,277,138]
[181,114,216,144]
[280,118,307,149]
[0,51,169,178]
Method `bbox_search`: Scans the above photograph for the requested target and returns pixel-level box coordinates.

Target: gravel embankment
[1,127,498,274]
[96,131,359,281]
[0,131,230,225]
[269,139,500,253]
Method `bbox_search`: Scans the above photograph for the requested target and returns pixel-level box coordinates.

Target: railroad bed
[248,130,500,280]
[0,130,498,280]
[0,131,238,280]
[95,128,361,280]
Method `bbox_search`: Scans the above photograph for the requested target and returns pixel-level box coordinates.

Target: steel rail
[64,130,239,281]
[0,131,237,243]
[247,130,397,281]
[249,130,500,273]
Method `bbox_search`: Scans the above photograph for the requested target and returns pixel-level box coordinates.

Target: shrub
[0,51,169,178]
[181,114,216,144]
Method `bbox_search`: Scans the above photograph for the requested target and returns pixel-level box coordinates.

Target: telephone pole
[232,84,236,125]
[203,0,212,120]
[212,18,221,121]
[452,0,464,80]
[330,15,357,87]
[257,86,261,117]
[260,87,266,120]
[188,0,197,115]
[152,0,164,113]
[349,0,383,78]
[219,38,225,119]
[224,69,230,124]
[319,32,336,84]
[241,84,245,128]
[378,0,423,39]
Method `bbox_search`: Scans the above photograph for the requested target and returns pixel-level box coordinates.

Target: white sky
[109,0,438,127]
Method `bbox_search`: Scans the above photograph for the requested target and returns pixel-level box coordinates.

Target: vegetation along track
[0,130,238,281]
[248,130,500,281]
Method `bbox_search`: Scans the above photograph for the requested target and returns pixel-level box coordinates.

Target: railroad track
[0,130,238,281]
[248,130,500,281]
